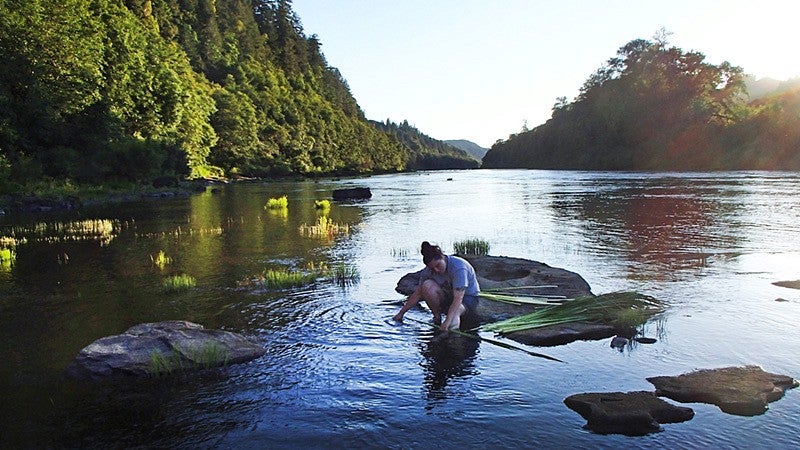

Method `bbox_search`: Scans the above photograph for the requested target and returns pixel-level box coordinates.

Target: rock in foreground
[66,321,265,381]
[647,365,799,416]
[564,391,694,436]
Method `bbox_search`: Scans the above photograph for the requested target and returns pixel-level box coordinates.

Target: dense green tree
[372,120,479,170]
[483,34,800,171]
[0,0,475,191]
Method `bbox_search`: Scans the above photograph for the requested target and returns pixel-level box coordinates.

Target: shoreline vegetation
[2,1,797,213]
[0,1,477,201]
[0,169,381,214]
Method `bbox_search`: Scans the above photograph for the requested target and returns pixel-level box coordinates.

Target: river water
[1,169,799,448]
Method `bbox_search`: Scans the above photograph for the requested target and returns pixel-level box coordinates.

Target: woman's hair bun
[421,241,443,264]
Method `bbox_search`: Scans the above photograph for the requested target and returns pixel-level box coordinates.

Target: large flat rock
[396,255,612,345]
[564,391,694,436]
[506,322,619,347]
[647,365,799,416]
[396,254,593,324]
[66,321,265,381]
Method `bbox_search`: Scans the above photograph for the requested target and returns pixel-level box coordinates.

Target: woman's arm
[441,288,465,331]
[393,285,422,322]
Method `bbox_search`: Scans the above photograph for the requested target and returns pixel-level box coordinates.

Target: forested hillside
[371,120,479,170]
[483,36,800,171]
[444,140,488,162]
[0,0,472,192]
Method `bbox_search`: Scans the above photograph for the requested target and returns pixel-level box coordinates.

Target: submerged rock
[647,365,799,416]
[332,187,371,201]
[564,391,695,436]
[66,321,265,382]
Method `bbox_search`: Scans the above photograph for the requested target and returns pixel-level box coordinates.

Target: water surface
[1,170,799,448]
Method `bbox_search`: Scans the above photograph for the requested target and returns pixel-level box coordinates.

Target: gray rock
[773,280,800,290]
[396,254,604,345]
[332,187,371,201]
[647,365,799,416]
[610,335,629,349]
[564,391,695,436]
[66,320,265,381]
[462,254,593,300]
[395,254,593,314]
[507,322,619,347]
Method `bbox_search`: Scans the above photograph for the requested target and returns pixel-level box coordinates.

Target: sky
[292,0,800,148]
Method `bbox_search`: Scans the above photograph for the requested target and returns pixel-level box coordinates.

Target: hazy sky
[292,0,800,148]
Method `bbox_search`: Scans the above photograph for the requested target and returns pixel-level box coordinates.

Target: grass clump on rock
[150,342,230,376]
[453,238,490,256]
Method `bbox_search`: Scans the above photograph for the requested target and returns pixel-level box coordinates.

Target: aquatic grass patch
[298,216,349,239]
[7,219,125,246]
[453,238,490,255]
[150,250,172,270]
[162,274,197,292]
[390,248,409,258]
[331,263,360,286]
[482,291,664,335]
[314,199,331,211]
[0,236,21,271]
[0,247,14,271]
[261,268,322,289]
[265,195,288,210]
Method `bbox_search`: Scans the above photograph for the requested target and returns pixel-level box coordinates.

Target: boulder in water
[564,391,695,436]
[647,365,799,416]
[66,320,265,381]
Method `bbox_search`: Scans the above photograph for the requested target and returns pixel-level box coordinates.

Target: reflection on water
[419,333,481,406]
[1,171,800,448]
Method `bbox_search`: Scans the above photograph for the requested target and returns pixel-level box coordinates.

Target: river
[1,169,799,448]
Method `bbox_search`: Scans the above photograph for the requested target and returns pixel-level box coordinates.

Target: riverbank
[0,178,224,215]
[0,171,387,215]
[0,180,206,215]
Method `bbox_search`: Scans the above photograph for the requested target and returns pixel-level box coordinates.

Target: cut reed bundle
[482,291,663,335]
[479,292,563,306]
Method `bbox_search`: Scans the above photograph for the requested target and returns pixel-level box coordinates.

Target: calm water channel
[1,169,799,448]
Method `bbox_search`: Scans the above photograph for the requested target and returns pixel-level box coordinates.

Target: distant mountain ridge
[745,76,800,100]
[370,120,479,170]
[444,140,488,162]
